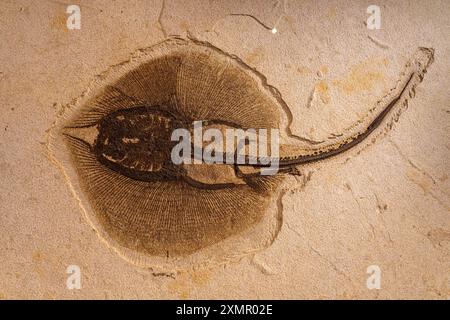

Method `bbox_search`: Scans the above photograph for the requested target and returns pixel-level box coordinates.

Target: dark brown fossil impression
[48,38,434,269]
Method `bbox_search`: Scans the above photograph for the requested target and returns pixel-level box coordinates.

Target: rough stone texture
[0,0,449,299]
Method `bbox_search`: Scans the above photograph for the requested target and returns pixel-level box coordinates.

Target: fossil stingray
[48,38,434,270]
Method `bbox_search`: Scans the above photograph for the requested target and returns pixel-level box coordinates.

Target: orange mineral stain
[315,80,331,104]
[51,13,68,33]
[333,58,388,95]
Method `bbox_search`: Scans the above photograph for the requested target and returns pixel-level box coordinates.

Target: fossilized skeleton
[48,38,434,270]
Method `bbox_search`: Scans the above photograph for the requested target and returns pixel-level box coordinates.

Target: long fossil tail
[269,47,434,167]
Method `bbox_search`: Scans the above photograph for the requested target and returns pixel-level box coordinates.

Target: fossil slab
[48,37,433,272]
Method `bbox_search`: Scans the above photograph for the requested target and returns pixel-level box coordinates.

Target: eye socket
[49,38,288,268]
